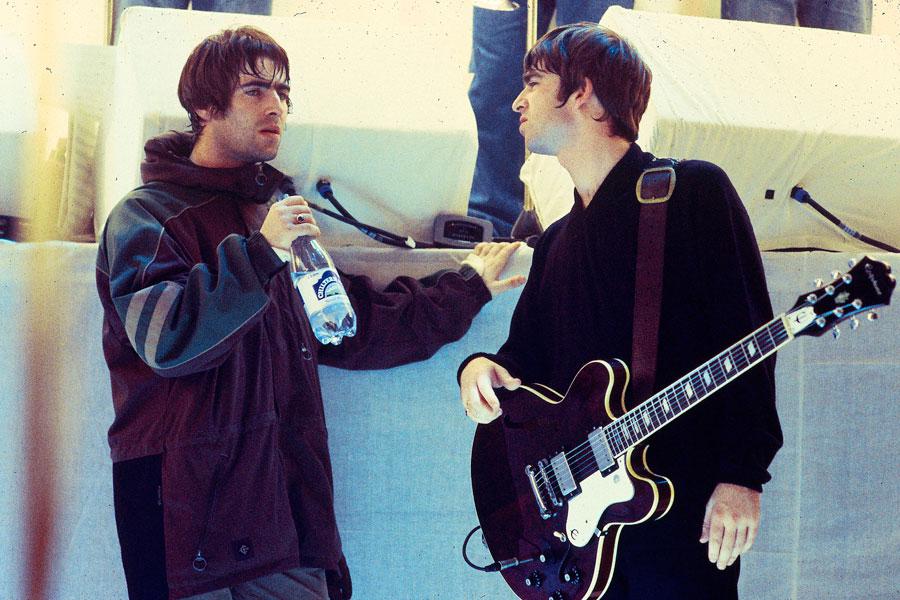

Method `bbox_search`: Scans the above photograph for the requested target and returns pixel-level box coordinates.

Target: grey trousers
[182,567,328,600]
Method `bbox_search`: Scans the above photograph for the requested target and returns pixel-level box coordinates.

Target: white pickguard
[566,455,634,547]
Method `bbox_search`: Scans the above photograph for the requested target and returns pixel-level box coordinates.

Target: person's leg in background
[723,0,872,32]
[797,0,872,33]
[467,1,633,236]
[721,0,798,26]
[468,2,552,237]
[111,0,187,43]
[191,0,273,16]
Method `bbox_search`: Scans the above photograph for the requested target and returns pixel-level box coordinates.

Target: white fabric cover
[523,7,900,251]
[1,242,897,598]
[96,7,477,246]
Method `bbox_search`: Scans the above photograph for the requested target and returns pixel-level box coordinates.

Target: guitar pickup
[588,428,616,475]
[549,451,577,497]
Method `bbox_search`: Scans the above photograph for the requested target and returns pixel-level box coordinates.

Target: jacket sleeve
[97,195,286,378]
[457,224,556,383]
[317,268,493,370]
[688,164,783,491]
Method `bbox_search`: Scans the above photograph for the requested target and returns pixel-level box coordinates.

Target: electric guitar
[469,257,894,600]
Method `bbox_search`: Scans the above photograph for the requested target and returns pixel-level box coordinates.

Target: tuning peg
[806,293,817,304]
[814,278,824,287]
[833,307,844,318]
[850,316,860,330]
[842,274,853,284]
[848,259,857,268]
[852,299,863,309]
[816,316,827,328]
[867,311,879,321]
[831,271,841,280]
[825,285,835,296]
[832,326,841,339]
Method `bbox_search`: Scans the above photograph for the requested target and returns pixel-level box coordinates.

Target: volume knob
[563,567,582,585]
[525,571,544,588]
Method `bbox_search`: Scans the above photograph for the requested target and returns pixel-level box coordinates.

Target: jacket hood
[141,130,290,204]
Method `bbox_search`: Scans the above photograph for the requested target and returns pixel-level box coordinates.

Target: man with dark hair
[97,26,523,600]
[460,23,782,598]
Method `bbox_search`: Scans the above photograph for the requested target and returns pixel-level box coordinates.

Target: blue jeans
[722,0,872,33]
[112,0,273,43]
[467,1,634,236]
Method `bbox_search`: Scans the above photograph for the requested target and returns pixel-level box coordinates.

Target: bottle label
[294,268,345,312]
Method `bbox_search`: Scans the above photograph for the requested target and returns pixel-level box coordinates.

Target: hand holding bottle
[260,195,319,250]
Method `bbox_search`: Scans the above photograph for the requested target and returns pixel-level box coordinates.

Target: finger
[491,276,526,294]
[699,504,713,543]
[716,522,737,570]
[706,517,724,565]
[490,365,521,391]
[743,520,759,554]
[474,242,489,255]
[475,371,502,415]
[295,224,320,238]
[280,195,308,206]
[728,525,748,566]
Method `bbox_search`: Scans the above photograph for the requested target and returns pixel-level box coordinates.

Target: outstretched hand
[700,482,761,570]
[463,241,526,297]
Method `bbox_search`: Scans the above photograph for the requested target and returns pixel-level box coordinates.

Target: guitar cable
[790,187,899,253]
[462,525,538,572]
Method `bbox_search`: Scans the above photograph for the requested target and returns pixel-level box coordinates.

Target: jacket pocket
[161,413,300,598]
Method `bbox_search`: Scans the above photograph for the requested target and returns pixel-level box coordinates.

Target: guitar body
[471,359,674,600]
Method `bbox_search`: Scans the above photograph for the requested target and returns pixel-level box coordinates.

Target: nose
[264,89,285,117]
[512,88,526,113]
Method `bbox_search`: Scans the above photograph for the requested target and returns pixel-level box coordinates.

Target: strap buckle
[636,165,676,204]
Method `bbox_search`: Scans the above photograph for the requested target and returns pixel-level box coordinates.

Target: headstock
[784,257,895,338]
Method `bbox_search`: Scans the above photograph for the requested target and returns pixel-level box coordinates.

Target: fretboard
[603,315,792,458]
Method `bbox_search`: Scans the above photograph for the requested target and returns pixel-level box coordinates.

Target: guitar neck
[603,315,792,458]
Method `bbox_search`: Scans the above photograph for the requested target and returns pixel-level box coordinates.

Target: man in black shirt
[459,23,782,599]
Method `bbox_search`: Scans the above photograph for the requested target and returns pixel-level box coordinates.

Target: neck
[558,133,631,208]
[189,131,245,169]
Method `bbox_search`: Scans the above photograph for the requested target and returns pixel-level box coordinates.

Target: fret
[732,344,749,371]
[690,371,708,400]
[710,356,728,385]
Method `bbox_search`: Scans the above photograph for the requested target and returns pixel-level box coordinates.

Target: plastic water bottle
[290,236,357,345]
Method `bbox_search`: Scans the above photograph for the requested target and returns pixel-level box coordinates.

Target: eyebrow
[239,77,291,94]
[523,70,545,84]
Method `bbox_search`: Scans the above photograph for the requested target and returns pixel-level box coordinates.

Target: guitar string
[536,324,787,496]
[536,328,784,497]
[530,276,857,499]
[532,323,788,497]
[536,282,858,495]
[561,324,785,484]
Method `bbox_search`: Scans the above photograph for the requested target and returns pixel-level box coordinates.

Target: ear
[195,107,214,127]
[572,77,604,117]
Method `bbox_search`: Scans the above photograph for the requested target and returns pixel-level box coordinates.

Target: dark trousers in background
[722,0,872,33]
[467,1,634,237]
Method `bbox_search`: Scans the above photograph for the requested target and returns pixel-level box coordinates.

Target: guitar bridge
[526,460,562,519]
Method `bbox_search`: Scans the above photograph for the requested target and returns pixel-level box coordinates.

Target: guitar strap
[631,158,678,405]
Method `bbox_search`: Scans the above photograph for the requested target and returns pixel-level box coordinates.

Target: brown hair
[525,23,651,142]
[178,26,291,134]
